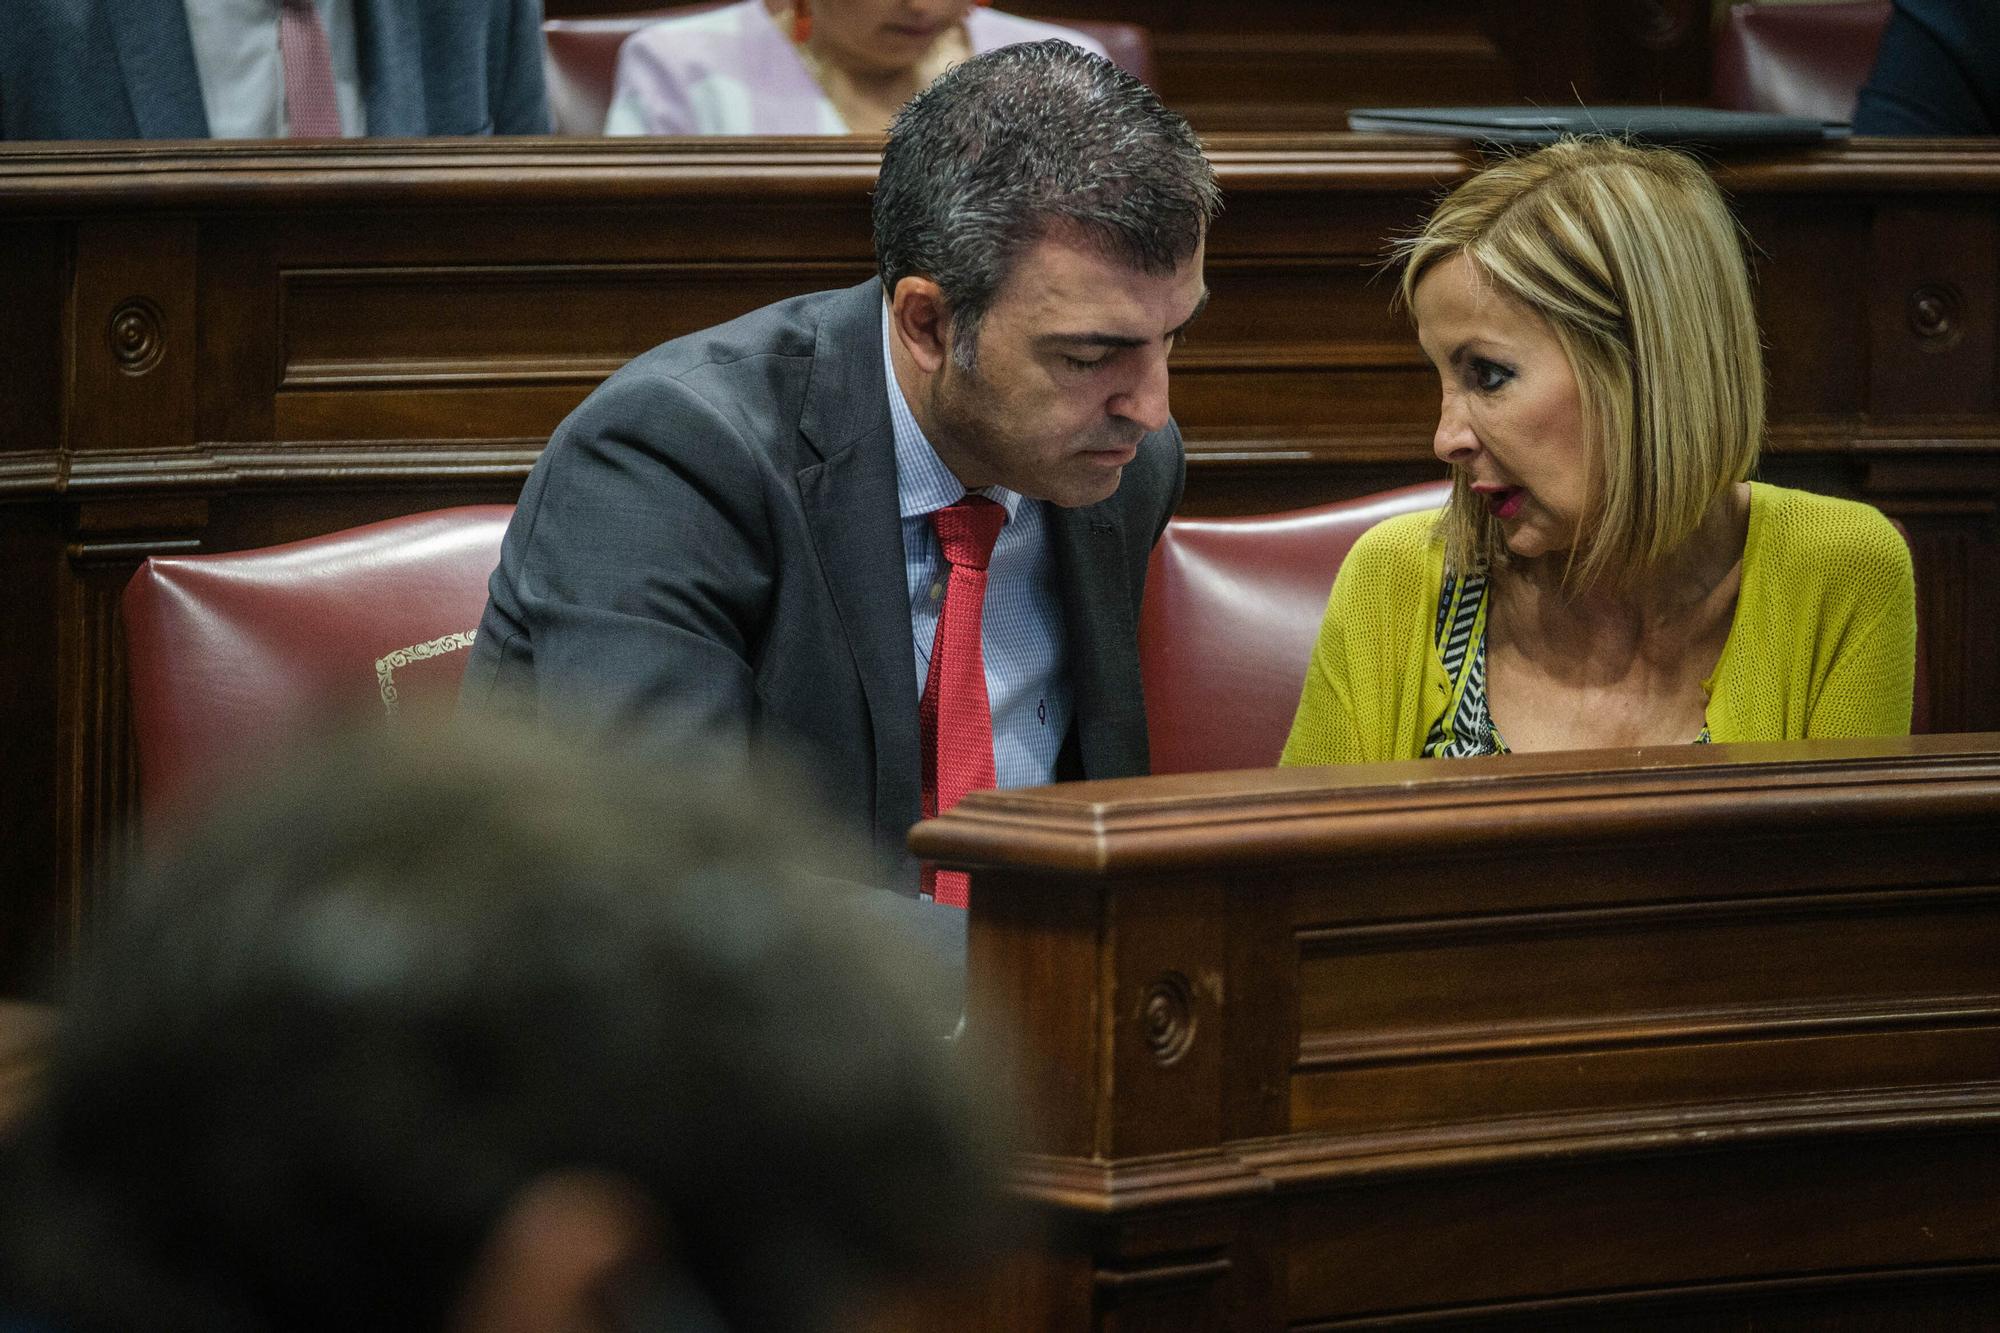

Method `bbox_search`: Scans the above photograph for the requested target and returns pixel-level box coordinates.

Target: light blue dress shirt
[882,307,1072,791]
[182,0,367,137]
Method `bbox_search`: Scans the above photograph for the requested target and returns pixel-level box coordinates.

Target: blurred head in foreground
[0,722,1004,1332]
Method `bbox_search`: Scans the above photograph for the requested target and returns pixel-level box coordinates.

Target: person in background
[606,0,1105,135]
[1854,0,2000,136]
[1281,138,1915,767]
[2,0,550,140]
[0,721,1004,1332]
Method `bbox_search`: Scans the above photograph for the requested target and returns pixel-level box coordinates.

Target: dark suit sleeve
[1154,419,1187,546]
[466,367,777,753]
[1854,0,2000,135]
[493,0,553,133]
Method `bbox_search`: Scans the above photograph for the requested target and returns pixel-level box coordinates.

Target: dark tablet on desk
[1347,105,1842,146]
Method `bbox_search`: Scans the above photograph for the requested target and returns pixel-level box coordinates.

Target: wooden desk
[0,1002,55,1131]
[0,136,1995,991]
[916,735,2000,1329]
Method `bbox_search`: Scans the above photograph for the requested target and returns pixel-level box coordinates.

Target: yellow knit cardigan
[1279,482,1917,767]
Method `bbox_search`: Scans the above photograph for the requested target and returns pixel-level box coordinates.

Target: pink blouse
[606,0,1108,135]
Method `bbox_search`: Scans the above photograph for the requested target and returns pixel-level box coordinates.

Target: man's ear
[449,1171,665,1333]
[889,276,953,375]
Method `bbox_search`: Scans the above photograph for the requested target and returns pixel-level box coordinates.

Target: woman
[1281,139,1915,766]
[606,0,1107,135]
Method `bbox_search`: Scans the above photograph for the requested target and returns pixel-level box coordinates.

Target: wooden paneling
[0,509,64,986]
[0,1003,55,1132]
[67,219,199,462]
[1866,203,1999,417]
[917,735,2000,1327]
[1147,29,1515,134]
[1280,1137,2000,1327]
[0,136,1997,994]
[0,222,64,491]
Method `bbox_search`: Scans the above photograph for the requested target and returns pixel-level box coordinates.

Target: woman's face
[1413,252,1591,562]
[812,0,972,76]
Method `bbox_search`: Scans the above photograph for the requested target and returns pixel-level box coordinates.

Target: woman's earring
[792,0,812,43]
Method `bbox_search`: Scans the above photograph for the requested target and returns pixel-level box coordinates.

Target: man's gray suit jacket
[464,279,1186,893]
[3,0,549,139]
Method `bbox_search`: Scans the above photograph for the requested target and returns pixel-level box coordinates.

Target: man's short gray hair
[873,40,1221,368]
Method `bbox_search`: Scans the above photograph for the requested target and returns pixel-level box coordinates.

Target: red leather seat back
[121,506,513,833]
[544,8,1156,135]
[1141,484,1931,766]
[1140,482,1452,775]
[1712,1,1891,121]
[1063,20,1155,88]
[544,7,687,135]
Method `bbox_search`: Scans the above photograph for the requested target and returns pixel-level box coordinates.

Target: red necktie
[920,496,1007,908]
[279,0,344,138]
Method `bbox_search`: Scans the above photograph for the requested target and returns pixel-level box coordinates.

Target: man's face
[922,234,1208,509]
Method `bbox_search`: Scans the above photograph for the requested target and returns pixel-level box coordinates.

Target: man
[0,722,1002,1332]
[2,0,549,140]
[463,41,1220,898]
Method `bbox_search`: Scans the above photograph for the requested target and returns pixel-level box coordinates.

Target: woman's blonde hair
[1398,138,1764,587]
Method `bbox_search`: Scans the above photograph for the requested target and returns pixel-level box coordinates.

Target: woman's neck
[1507,482,1752,632]
[782,9,972,134]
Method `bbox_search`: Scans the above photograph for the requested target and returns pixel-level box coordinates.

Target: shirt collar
[881,302,1023,522]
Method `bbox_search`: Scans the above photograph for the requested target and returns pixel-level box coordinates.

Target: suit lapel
[104,0,209,138]
[794,282,923,842]
[1051,500,1149,779]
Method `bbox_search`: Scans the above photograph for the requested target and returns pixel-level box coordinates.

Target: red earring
[792,0,811,43]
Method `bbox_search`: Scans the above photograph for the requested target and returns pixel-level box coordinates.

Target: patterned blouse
[1421,570,1712,757]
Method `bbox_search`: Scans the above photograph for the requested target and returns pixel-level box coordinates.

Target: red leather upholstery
[1067,21,1154,90]
[1140,481,1453,775]
[544,6,684,135]
[1712,2,1891,121]
[121,507,512,833]
[121,485,1924,831]
[544,6,1157,134]
[1142,482,1932,768]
